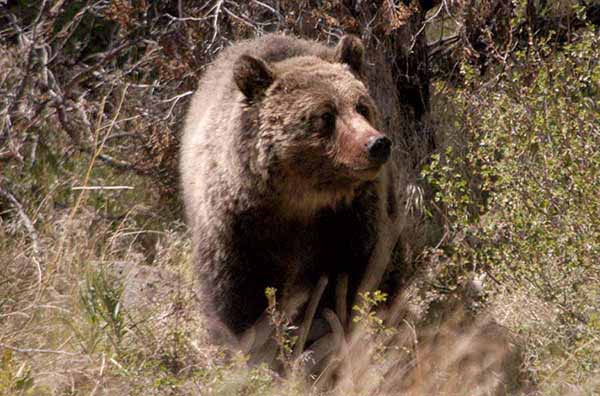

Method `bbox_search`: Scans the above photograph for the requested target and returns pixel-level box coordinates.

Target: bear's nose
[367,136,392,164]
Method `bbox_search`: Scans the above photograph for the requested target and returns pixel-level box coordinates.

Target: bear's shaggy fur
[180,34,399,338]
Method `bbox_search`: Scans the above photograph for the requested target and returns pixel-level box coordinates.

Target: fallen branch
[0,343,79,356]
[71,185,134,191]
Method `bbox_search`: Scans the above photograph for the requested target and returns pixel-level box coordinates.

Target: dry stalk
[50,84,129,276]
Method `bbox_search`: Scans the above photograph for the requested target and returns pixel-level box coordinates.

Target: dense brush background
[1,0,599,395]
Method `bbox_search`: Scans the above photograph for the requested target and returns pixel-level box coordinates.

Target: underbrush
[1,2,599,396]
[0,113,520,395]
[424,25,600,395]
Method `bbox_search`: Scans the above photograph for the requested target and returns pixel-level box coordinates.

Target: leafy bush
[425,22,600,391]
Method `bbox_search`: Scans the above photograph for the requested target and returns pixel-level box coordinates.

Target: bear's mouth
[352,165,381,172]
[350,164,383,180]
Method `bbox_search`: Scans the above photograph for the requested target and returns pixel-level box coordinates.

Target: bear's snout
[367,135,392,164]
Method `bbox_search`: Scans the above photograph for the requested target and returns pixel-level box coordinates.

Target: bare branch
[0,183,41,259]
[209,0,225,46]
[71,186,134,191]
[0,343,80,356]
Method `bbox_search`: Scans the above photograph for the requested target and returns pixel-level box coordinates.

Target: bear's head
[233,35,392,216]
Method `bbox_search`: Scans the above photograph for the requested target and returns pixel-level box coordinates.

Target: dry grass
[0,209,518,395]
[0,164,526,396]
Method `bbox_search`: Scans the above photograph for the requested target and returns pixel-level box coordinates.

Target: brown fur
[180,34,400,337]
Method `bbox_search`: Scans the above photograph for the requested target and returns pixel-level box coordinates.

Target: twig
[253,0,278,15]
[541,335,599,385]
[0,184,41,260]
[97,153,136,171]
[63,40,132,92]
[6,0,48,115]
[71,186,134,191]
[209,0,225,46]
[427,34,461,59]
[164,14,210,23]
[29,133,39,166]
[0,185,44,313]
[104,132,144,141]
[162,91,195,121]
[53,96,139,172]
[410,2,445,51]
[160,91,194,104]
[0,343,80,356]
[222,6,259,32]
[51,84,129,273]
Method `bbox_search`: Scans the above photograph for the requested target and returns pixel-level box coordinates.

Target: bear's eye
[356,103,370,119]
[320,112,335,130]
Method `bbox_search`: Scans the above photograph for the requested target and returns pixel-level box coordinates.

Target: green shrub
[425,23,600,391]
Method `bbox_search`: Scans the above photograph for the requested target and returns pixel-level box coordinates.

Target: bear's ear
[233,54,275,100]
[334,35,365,75]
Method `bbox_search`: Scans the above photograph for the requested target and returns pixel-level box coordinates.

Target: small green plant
[352,291,387,331]
[352,291,397,360]
[265,287,298,370]
[0,350,34,396]
[76,268,126,354]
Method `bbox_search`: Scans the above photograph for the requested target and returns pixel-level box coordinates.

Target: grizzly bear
[180,34,400,344]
